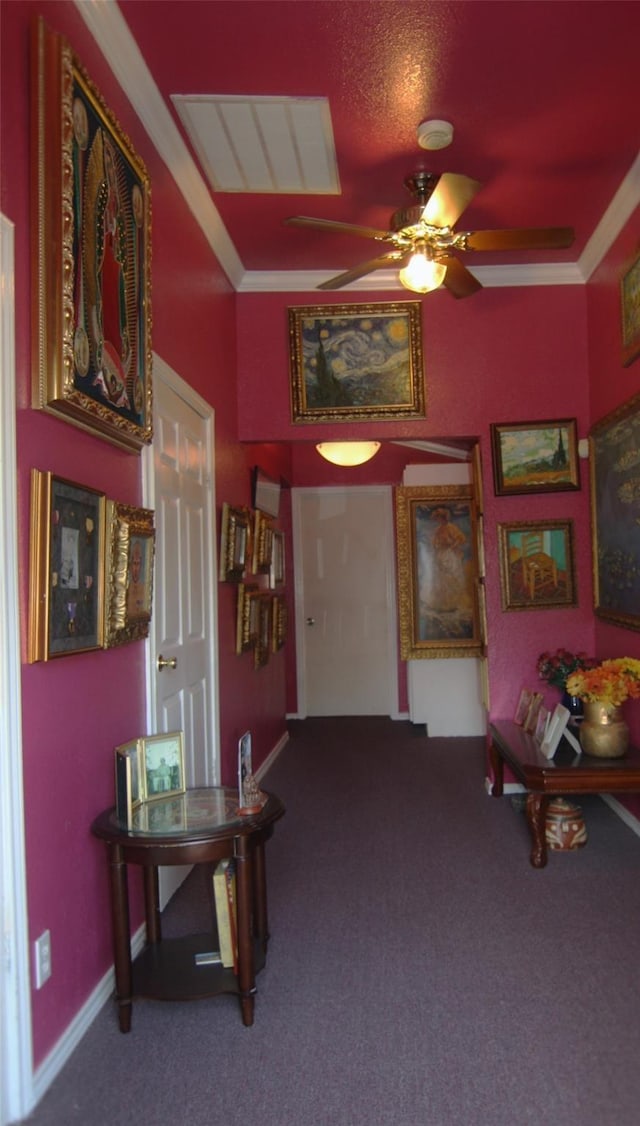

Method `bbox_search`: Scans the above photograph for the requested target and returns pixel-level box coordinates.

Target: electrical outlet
[34,929,52,988]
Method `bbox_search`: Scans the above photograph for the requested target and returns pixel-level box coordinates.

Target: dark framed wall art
[32,18,153,451]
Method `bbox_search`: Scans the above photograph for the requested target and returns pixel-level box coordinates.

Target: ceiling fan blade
[422,173,482,228]
[440,256,483,299]
[285,215,390,241]
[317,251,406,291]
[464,227,574,252]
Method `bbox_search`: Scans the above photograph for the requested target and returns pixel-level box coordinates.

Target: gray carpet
[23,717,640,1125]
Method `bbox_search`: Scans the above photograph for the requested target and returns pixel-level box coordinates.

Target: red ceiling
[119,0,640,277]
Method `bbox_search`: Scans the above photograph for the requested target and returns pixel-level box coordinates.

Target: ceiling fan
[285,171,574,298]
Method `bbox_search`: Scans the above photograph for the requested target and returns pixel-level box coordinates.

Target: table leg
[235,837,256,1026]
[107,845,133,1033]
[525,793,549,869]
[253,842,269,952]
[143,866,161,944]
[489,740,504,797]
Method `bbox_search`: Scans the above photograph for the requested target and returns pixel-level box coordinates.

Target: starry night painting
[288,302,425,423]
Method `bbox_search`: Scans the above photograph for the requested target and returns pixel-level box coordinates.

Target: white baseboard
[256,729,289,782]
[30,923,146,1111]
[484,777,526,795]
[484,778,640,838]
[600,794,640,838]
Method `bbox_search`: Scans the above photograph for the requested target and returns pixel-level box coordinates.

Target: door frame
[292,485,400,720]
[0,215,33,1124]
[142,354,220,783]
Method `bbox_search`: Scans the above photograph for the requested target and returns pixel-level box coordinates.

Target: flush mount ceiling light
[316,441,381,466]
[398,239,447,294]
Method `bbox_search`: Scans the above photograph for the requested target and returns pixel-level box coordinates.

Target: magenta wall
[1,3,288,1067]
[586,208,640,814]
[2,0,638,1083]
[236,285,595,723]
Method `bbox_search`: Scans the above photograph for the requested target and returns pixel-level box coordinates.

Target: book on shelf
[212,858,238,973]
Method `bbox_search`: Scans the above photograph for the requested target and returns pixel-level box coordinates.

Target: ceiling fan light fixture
[398,244,446,294]
[316,441,381,467]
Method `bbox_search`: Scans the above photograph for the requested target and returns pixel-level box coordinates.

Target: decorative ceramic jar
[578,702,629,758]
[545,798,588,851]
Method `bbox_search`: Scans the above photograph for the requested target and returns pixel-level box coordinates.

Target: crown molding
[236,261,584,293]
[579,152,640,281]
[76,0,243,288]
[78,0,638,297]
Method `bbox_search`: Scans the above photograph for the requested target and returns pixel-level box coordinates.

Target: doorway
[0,214,31,1125]
[292,486,399,717]
[143,357,219,904]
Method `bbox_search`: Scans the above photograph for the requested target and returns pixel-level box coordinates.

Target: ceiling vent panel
[172,94,340,194]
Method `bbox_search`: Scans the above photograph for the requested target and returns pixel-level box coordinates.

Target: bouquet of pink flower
[566,657,640,707]
[536,648,596,690]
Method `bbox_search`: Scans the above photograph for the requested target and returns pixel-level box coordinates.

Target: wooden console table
[489,720,640,868]
[91,787,285,1030]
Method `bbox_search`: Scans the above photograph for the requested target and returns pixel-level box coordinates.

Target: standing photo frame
[498,520,577,611]
[621,249,640,367]
[32,19,152,452]
[288,301,425,424]
[490,419,580,496]
[104,502,155,647]
[590,393,640,631]
[140,732,185,802]
[28,470,106,661]
[114,739,142,827]
[395,485,482,660]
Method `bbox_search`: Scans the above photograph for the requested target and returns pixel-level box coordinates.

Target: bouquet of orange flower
[566,657,640,707]
[536,648,596,690]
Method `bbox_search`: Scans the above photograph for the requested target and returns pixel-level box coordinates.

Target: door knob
[306,617,315,626]
[157,654,177,671]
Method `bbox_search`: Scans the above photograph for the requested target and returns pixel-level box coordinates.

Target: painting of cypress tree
[490,419,580,495]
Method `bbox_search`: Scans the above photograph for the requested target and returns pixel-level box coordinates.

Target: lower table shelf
[132,933,266,1002]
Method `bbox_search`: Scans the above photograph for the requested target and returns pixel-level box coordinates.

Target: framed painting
[32,18,152,452]
[395,485,482,660]
[28,470,106,661]
[219,503,251,582]
[270,529,285,589]
[252,509,274,575]
[235,582,259,654]
[621,249,640,367]
[497,520,577,611]
[104,502,155,647]
[140,731,185,802]
[288,301,425,423]
[590,392,640,630]
[271,594,288,652]
[254,595,272,669]
[490,419,580,495]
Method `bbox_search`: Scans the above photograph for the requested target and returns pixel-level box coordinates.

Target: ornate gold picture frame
[497,519,577,611]
[32,18,152,451]
[236,582,259,655]
[104,502,155,646]
[288,301,425,423]
[219,503,251,582]
[395,485,482,660]
[621,249,640,367]
[28,470,107,661]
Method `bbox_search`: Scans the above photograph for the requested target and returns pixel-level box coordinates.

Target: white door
[293,486,398,717]
[143,358,219,903]
[145,356,219,784]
